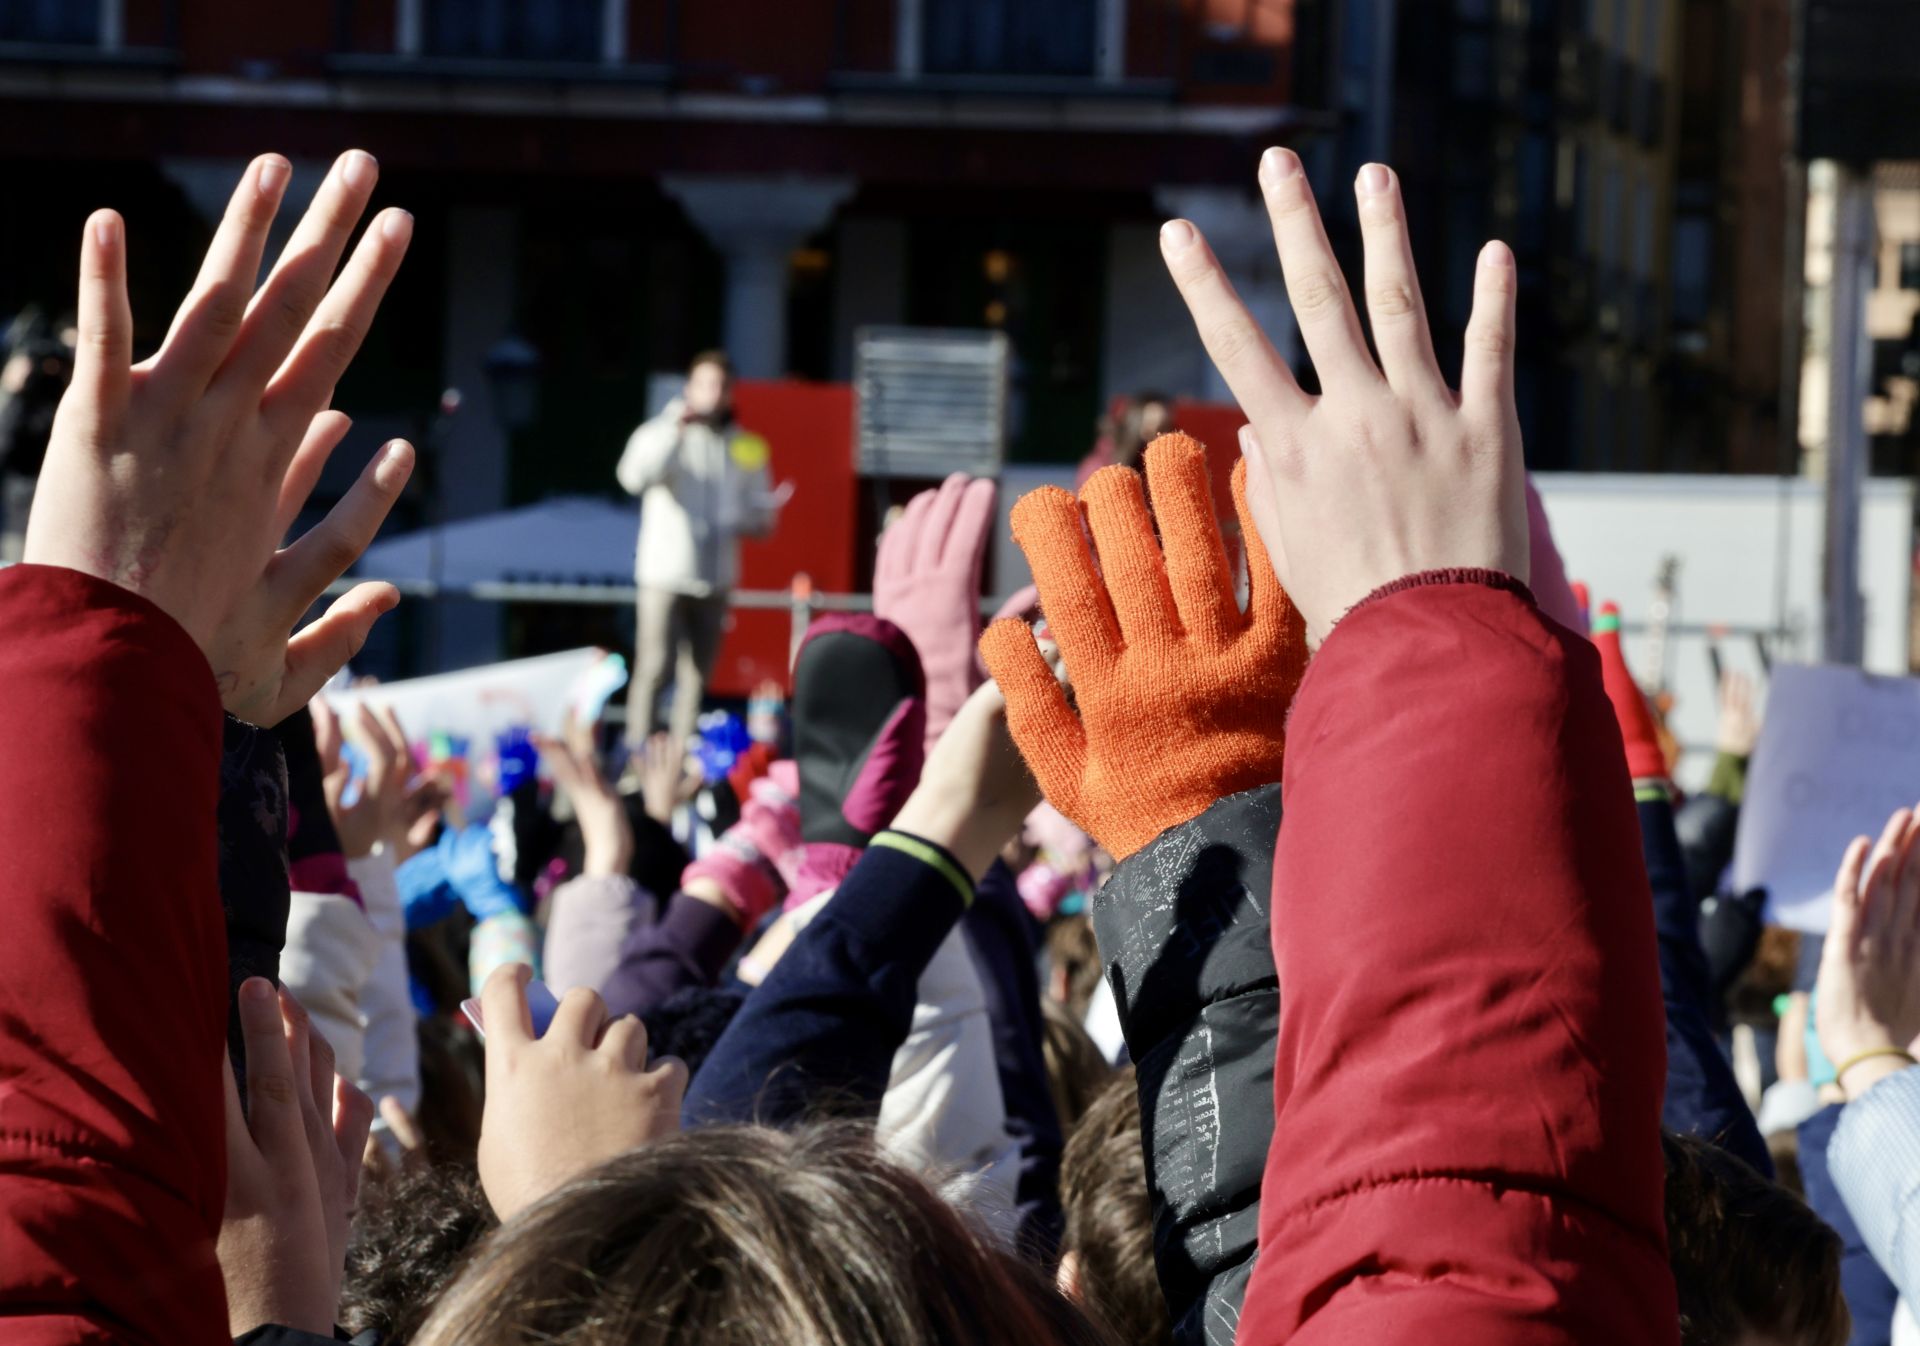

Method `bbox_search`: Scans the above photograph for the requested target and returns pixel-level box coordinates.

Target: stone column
[662,175,857,379]
[1153,185,1300,402]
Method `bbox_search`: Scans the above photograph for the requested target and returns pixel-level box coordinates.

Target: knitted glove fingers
[980,616,1088,826]
[1082,465,1181,648]
[1233,456,1300,639]
[1008,485,1121,670]
[1143,432,1242,644]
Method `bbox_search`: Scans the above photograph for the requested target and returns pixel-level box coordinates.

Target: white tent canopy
[354,496,636,588]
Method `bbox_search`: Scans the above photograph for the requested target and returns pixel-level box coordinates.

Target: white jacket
[278,891,382,1083]
[350,849,421,1118]
[616,399,775,595]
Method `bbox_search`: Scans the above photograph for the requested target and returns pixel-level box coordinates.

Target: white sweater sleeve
[278,891,382,1082]
[349,848,421,1116]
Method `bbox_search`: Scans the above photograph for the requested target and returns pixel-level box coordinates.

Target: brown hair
[414,1124,1112,1346]
[341,1162,497,1345]
[1662,1131,1849,1346]
[1059,1069,1170,1346]
[688,348,733,379]
[1046,913,1104,1021]
[1042,996,1115,1132]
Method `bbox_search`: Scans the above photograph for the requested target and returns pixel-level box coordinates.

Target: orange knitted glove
[979,432,1308,859]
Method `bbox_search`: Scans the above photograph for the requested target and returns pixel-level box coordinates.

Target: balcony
[331,0,676,84]
[0,0,177,66]
[829,0,1181,99]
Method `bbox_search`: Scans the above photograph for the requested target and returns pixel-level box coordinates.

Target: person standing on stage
[617,350,779,749]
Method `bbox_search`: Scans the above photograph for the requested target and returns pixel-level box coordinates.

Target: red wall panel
[709,379,858,695]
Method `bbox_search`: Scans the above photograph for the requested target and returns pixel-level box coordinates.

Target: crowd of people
[2,144,1918,1346]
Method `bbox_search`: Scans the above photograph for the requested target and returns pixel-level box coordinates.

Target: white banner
[1732,663,1920,933]
[324,648,612,747]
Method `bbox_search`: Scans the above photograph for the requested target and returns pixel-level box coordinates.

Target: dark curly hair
[340,1161,498,1345]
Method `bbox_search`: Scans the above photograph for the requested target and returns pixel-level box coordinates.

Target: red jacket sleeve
[1239,572,1677,1346]
[0,564,230,1345]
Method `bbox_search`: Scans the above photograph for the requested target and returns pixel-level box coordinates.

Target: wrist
[1833,1043,1918,1100]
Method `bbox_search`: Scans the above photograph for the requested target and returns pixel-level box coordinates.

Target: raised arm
[982,432,1310,1345]
[1157,149,1676,1344]
[616,402,684,496]
[683,676,1041,1128]
[1,150,413,1343]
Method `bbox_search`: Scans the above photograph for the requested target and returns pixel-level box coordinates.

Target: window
[1671,214,1711,324]
[923,0,1097,77]
[423,0,602,62]
[0,0,101,44]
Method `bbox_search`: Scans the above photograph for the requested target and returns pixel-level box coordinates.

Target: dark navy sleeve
[682,831,970,1128]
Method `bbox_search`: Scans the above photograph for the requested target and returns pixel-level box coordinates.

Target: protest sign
[325,648,613,749]
[1731,663,1920,932]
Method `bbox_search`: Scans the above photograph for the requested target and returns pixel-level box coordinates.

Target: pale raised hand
[1817,806,1920,1100]
[1159,151,1528,645]
[25,150,415,726]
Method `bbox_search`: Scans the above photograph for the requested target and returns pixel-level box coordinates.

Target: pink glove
[681,764,802,927]
[1526,477,1583,634]
[874,473,997,754]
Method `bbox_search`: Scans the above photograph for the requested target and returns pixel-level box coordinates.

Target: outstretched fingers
[219,150,381,406]
[65,211,133,448]
[152,155,291,399]
[280,584,400,719]
[1354,163,1445,401]
[272,439,414,620]
[1256,147,1379,396]
[1159,218,1308,431]
[1460,241,1519,419]
[259,206,414,448]
[979,617,1087,814]
[1009,486,1121,665]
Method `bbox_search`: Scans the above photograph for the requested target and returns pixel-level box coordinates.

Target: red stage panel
[709,380,857,697]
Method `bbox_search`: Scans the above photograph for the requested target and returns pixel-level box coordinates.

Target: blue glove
[396,823,527,930]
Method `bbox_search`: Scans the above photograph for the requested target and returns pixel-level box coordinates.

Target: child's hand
[26,151,415,727]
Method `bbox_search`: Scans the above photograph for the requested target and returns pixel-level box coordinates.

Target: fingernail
[1160,219,1195,252]
[257,157,288,196]
[342,150,378,192]
[1357,163,1390,196]
[1261,147,1301,182]
[382,209,414,243]
[1479,240,1511,269]
[242,977,275,1005]
[1238,424,1256,455]
[93,213,119,248]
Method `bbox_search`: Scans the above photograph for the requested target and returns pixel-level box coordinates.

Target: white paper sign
[1732,663,1920,932]
[324,648,606,747]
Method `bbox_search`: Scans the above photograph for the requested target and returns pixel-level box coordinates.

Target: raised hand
[475,965,686,1221]
[538,712,633,877]
[315,697,416,859]
[218,979,375,1337]
[980,433,1307,859]
[25,151,416,726]
[874,472,998,752]
[1159,152,1527,646]
[1716,669,1761,759]
[1817,807,1920,1100]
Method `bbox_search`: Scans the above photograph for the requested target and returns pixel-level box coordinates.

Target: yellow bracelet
[1834,1045,1918,1086]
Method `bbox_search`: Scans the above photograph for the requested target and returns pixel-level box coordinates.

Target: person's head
[341,1161,498,1345]
[1058,1069,1169,1346]
[1662,1132,1848,1346]
[414,1124,1112,1346]
[1045,912,1105,1020]
[1109,392,1172,469]
[1042,995,1114,1131]
[684,349,733,420]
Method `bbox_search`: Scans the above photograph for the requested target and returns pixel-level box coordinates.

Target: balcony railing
[0,0,178,65]
[829,0,1182,98]
[331,0,676,83]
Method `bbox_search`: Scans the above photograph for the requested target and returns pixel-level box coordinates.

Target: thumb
[980,619,1088,826]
